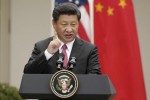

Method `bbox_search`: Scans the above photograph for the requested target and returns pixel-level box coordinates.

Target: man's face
[53,15,79,43]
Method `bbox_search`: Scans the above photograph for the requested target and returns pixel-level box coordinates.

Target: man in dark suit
[24,3,101,74]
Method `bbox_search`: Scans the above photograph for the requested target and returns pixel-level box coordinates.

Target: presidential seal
[50,70,78,98]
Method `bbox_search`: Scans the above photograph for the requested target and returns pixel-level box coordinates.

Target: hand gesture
[47,35,61,54]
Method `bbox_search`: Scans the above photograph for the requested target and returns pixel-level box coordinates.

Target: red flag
[94,0,147,100]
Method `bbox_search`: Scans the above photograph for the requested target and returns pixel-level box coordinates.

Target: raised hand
[47,35,61,54]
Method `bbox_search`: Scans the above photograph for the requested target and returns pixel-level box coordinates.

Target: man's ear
[52,20,56,29]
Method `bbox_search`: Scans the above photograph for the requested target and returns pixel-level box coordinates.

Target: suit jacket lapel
[70,37,83,60]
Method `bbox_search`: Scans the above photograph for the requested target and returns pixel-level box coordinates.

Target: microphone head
[57,53,64,70]
[70,57,76,64]
[68,57,76,70]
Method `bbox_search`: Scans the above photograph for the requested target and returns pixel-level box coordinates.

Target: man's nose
[65,26,72,32]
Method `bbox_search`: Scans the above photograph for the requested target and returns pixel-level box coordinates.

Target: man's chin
[65,38,74,43]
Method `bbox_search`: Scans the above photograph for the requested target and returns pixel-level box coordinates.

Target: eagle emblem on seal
[57,75,73,93]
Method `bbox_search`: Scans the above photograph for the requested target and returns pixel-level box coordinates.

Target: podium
[19,74,116,100]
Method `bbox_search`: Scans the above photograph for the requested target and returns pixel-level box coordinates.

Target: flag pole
[89,0,94,44]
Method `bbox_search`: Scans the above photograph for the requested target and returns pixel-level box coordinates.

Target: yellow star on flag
[118,0,127,9]
[95,3,104,12]
[107,6,114,16]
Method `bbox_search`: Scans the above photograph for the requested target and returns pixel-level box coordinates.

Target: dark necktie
[62,44,68,68]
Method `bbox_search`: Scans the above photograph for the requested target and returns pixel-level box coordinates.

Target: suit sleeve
[87,46,102,74]
[24,43,48,74]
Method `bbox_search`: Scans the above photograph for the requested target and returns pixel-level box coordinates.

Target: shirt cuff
[44,49,53,60]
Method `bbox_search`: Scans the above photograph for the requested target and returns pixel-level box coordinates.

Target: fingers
[53,34,61,46]
[47,35,61,54]
[53,33,58,41]
[52,39,61,48]
[53,35,57,40]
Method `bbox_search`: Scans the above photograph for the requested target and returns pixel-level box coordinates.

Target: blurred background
[0,0,150,99]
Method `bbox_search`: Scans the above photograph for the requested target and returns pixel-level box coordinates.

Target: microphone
[68,57,76,70]
[56,53,64,70]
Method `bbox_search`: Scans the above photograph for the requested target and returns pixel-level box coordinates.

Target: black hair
[52,3,81,22]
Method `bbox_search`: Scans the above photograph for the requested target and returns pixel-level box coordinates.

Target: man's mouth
[65,34,73,38]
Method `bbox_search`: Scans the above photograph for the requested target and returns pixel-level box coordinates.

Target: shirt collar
[56,35,75,52]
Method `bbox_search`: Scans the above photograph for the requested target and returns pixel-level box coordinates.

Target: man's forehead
[58,15,78,21]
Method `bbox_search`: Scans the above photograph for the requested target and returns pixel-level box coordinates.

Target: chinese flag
[94,0,147,100]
